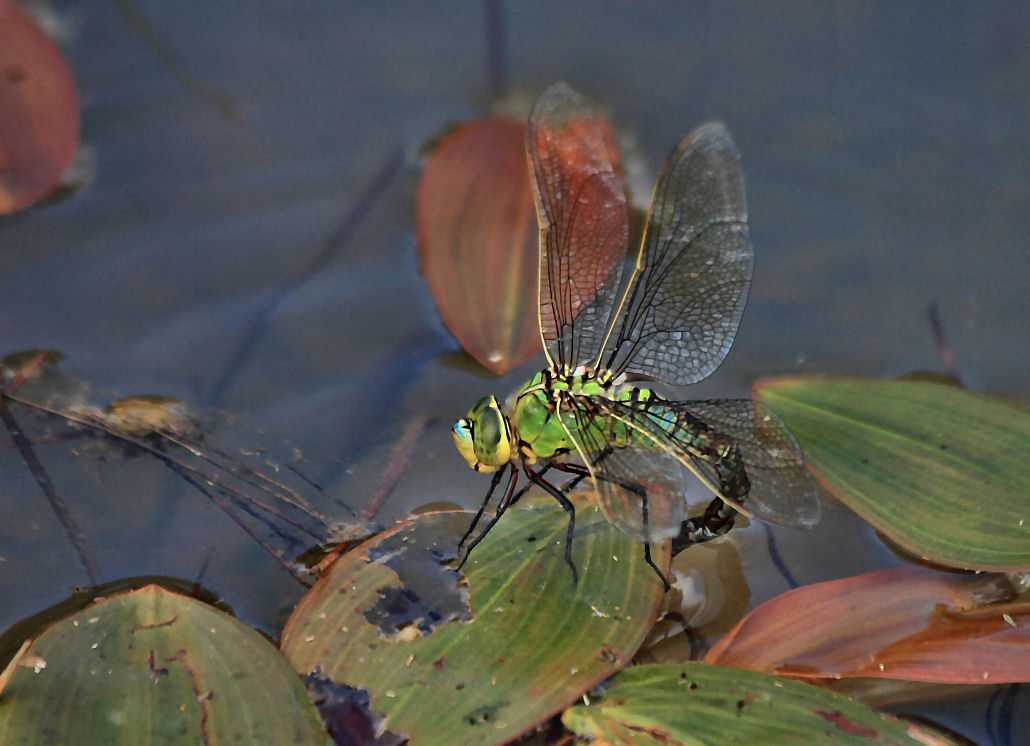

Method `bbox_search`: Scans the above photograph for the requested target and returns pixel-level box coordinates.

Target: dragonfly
[451,82,819,591]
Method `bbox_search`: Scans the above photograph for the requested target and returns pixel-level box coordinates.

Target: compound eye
[478,405,503,449]
[452,418,478,469]
[471,397,511,468]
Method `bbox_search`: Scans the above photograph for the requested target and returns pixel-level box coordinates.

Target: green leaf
[562,662,962,745]
[756,379,1030,571]
[281,497,668,746]
[0,585,325,744]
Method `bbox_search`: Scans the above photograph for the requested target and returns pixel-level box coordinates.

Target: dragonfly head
[452,395,513,472]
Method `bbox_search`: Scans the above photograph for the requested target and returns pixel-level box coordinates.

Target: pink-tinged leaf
[705,566,1030,684]
[416,118,540,374]
[528,82,629,355]
[416,100,624,376]
[0,0,79,213]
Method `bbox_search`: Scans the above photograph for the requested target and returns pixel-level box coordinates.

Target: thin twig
[762,522,799,589]
[928,302,965,386]
[0,395,101,585]
[4,393,324,579]
[360,414,428,521]
[191,548,214,597]
[111,0,241,124]
[162,455,310,585]
[0,639,34,698]
[207,146,404,404]
[162,433,332,526]
[483,0,508,99]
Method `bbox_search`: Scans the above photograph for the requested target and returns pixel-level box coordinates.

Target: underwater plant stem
[361,414,427,521]
[0,395,101,585]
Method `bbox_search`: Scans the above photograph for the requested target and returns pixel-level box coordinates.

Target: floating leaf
[416,119,539,374]
[705,566,1030,684]
[416,110,623,375]
[281,498,668,746]
[0,349,63,385]
[102,394,196,437]
[756,379,1030,571]
[0,0,80,213]
[562,661,960,745]
[0,585,325,743]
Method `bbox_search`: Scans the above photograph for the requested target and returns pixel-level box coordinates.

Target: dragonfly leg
[550,460,591,494]
[639,491,671,591]
[507,461,554,507]
[642,542,671,592]
[503,458,671,590]
[457,465,508,553]
[457,463,517,570]
[525,463,579,584]
[554,457,671,590]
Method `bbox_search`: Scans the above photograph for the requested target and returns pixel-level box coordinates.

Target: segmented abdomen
[611,387,751,510]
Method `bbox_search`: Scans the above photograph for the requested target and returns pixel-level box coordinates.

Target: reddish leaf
[416,108,624,375]
[705,566,1030,684]
[527,82,629,350]
[416,118,540,374]
[0,0,79,213]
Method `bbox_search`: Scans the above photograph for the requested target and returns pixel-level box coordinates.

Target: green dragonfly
[452,82,819,590]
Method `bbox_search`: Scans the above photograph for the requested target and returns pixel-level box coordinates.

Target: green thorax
[510,369,718,463]
[509,371,591,461]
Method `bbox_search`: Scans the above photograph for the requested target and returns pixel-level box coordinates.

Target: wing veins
[589,399,744,513]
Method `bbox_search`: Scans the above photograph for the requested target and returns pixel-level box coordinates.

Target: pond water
[1,2,1027,742]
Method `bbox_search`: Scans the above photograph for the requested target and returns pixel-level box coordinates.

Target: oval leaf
[705,566,1030,684]
[281,499,668,746]
[756,379,1030,571]
[0,0,80,213]
[0,584,325,744]
[562,662,960,745]
[416,119,540,374]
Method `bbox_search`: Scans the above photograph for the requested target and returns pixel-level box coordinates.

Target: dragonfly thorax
[509,369,613,463]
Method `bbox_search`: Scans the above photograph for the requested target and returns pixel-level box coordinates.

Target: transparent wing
[600,123,753,385]
[559,394,819,543]
[605,396,821,528]
[558,394,692,543]
[528,82,629,374]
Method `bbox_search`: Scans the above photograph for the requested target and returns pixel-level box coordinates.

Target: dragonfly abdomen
[615,387,752,515]
[614,387,725,453]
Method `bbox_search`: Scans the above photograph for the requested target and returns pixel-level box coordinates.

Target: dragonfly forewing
[601,123,753,385]
[528,82,629,374]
